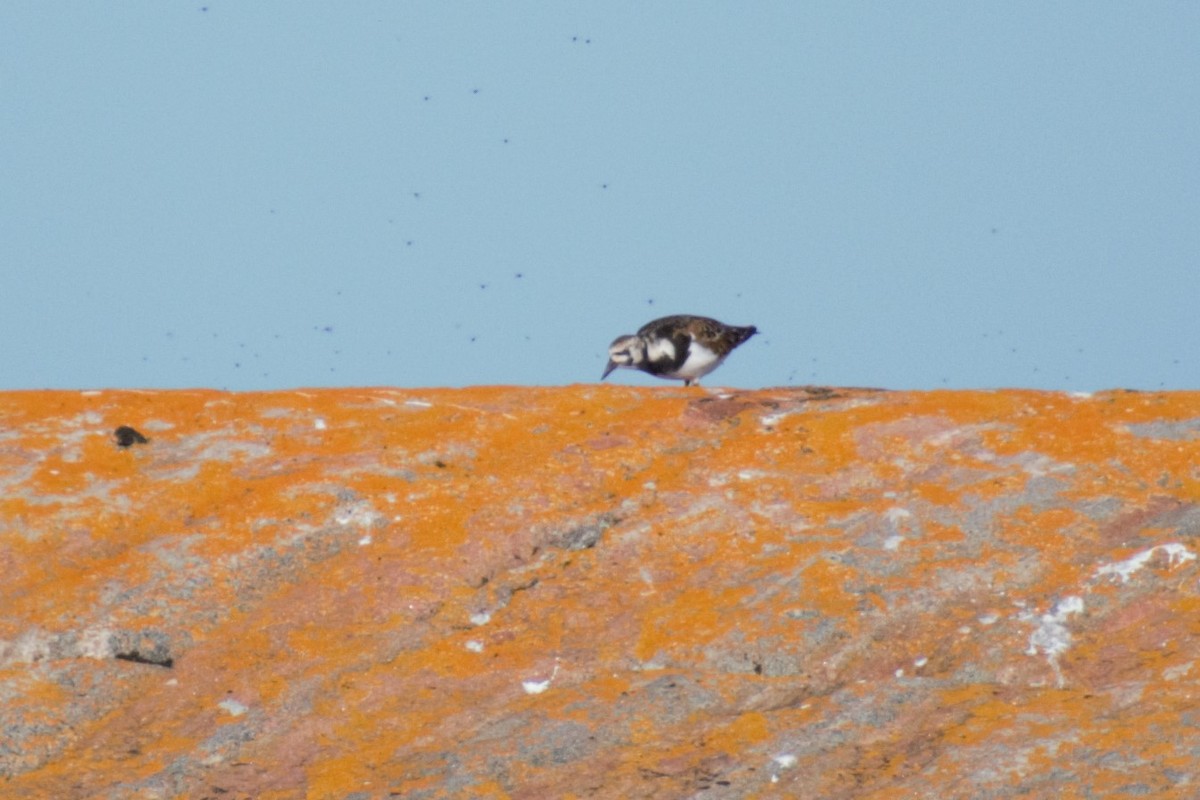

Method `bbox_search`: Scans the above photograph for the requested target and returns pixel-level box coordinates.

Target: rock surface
[2,386,1200,799]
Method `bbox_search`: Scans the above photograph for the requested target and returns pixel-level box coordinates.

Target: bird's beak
[601,359,618,380]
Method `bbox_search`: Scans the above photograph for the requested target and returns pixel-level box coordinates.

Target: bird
[601,314,757,386]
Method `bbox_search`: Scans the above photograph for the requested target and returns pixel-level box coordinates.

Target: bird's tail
[732,325,758,346]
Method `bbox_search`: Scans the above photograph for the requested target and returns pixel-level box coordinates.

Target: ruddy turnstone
[601,314,757,386]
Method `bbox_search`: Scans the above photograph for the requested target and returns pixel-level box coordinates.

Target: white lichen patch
[1094,543,1196,584]
[78,626,118,659]
[333,499,386,529]
[1,626,119,665]
[1024,595,1084,687]
[1018,453,1074,477]
[760,410,794,428]
[770,753,798,783]
[521,660,560,694]
[1164,661,1194,681]
[218,698,248,717]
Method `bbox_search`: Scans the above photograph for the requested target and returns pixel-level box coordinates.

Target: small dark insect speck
[114,426,149,448]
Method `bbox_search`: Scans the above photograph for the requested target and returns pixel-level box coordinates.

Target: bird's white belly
[666,343,724,380]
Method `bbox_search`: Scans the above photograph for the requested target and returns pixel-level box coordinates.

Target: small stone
[113,426,149,447]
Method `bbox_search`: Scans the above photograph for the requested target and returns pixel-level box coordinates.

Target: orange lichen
[3,387,1200,798]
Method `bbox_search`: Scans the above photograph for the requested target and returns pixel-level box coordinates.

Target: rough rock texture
[3,386,1200,799]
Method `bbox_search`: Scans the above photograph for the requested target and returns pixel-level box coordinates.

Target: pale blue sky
[3,3,1198,390]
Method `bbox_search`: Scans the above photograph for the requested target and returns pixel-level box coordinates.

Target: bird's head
[602,334,645,379]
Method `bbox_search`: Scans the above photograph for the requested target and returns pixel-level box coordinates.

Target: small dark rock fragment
[114,650,174,669]
[114,426,149,447]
